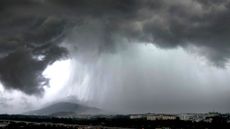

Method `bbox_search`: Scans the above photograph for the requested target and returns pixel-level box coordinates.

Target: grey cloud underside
[0,0,230,95]
[0,13,69,95]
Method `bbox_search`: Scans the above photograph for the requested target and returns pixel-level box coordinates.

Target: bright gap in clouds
[42,59,72,102]
[0,59,73,114]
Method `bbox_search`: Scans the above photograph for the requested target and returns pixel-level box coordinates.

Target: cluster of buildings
[130,114,178,121]
[147,114,177,121]
[129,112,230,123]
[178,112,225,122]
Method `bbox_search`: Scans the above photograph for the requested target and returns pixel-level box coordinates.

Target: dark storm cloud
[0,0,230,95]
[140,0,230,66]
[0,4,69,95]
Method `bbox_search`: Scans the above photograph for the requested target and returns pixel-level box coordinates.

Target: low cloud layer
[0,0,230,95]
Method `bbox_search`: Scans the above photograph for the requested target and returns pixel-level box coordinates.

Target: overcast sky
[0,0,230,114]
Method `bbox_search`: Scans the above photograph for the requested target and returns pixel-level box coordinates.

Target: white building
[147,114,177,121]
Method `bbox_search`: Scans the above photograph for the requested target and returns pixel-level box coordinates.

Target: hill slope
[26,102,102,116]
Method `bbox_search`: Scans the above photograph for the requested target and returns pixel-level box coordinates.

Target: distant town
[0,112,230,129]
[129,112,230,123]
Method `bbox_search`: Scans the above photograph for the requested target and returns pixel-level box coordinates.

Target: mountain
[26,102,103,117]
